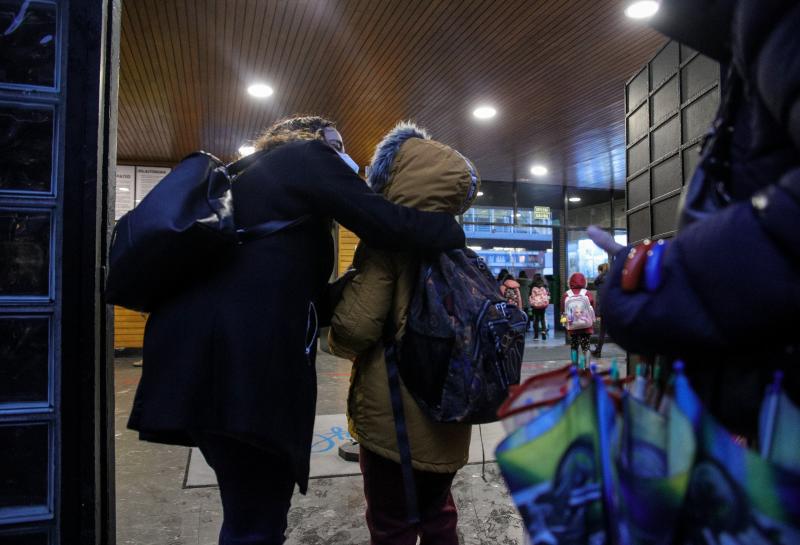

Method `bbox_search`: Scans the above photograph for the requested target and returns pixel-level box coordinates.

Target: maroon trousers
[359,446,459,545]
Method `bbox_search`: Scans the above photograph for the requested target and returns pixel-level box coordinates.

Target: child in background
[562,272,595,364]
[499,272,523,309]
[517,271,534,332]
[529,273,550,341]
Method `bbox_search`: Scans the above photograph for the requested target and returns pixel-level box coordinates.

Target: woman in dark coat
[591,0,800,436]
[127,116,467,544]
[591,263,608,357]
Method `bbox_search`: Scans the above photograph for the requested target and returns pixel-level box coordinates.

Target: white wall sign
[135,166,171,204]
[115,165,136,220]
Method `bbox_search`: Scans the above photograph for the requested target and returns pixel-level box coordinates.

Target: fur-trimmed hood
[367,121,480,215]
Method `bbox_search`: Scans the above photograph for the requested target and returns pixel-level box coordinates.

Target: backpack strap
[236,215,311,243]
[384,342,421,524]
[579,288,587,296]
[226,148,270,177]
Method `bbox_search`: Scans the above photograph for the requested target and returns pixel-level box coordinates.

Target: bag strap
[384,342,421,524]
[226,148,270,177]
[236,214,312,243]
[579,288,587,296]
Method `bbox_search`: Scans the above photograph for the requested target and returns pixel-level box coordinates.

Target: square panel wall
[624,41,721,243]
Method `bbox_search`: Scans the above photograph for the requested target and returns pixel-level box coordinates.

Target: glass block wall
[0,1,65,542]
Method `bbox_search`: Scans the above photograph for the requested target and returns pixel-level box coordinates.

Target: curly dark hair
[253,115,335,153]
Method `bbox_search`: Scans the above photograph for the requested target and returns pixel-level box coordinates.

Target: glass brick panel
[0,211,51,296]
[0,317,49,404]
[0,424,49,510]
[0,105,54,192]
[0,1,57,88]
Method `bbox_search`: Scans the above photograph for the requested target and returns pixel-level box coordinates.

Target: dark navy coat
[127,139,465,492]
[603,0,800,435]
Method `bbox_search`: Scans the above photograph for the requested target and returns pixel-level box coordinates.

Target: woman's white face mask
[336,151,359,174]
[323,127,359,175]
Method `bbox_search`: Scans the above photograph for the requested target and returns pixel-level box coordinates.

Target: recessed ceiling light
[477,191,485,197]
[530,165,548,177]
[568,196,582,203]
[625,1,659,19]
[247,83,274,98]
[473,106,497,119]
[238,145,256,157]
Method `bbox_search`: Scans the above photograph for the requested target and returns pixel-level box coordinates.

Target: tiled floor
[115,333,626,544]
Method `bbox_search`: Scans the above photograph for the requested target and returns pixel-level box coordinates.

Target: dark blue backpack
[384,248,527,523]
[386,248,527,425]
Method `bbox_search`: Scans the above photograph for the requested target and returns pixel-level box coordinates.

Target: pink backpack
[502,284,522,309]
[564,289,595,330]
[529,286,550,309]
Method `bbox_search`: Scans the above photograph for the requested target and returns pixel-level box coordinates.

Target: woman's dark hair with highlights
[254,115,335,153]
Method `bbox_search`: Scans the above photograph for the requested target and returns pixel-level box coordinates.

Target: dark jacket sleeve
[751,1,800,151]
[604,196,800,357]
[300,140,465,252]
[604,0,800,357]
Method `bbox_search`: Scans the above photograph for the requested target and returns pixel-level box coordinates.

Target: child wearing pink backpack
[562,272,596,363]
[499,272,523,310]
[528,273,550,340]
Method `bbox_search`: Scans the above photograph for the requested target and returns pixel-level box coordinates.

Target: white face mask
[337,151,360,175]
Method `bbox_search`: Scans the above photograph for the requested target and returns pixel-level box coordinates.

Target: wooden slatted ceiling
[118,0,665,188]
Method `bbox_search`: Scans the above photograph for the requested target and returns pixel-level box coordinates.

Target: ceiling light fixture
[473,106,497,119]
[568,196,582,203]
[477,191,485,197]
[530,165,548,177]
[247,83,274,98]
[624,1,659,19]
[238,145,256,157]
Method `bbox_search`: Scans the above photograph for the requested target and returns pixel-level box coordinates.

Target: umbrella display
[495,362,800,545]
